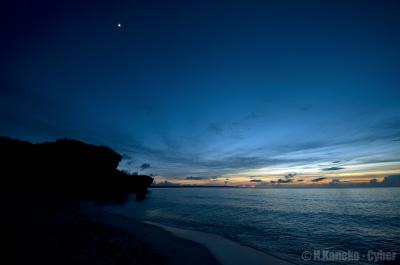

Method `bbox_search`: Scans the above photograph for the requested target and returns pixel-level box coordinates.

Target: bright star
[117,23,122,28]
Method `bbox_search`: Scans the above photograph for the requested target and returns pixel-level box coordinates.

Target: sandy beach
[2,201,220,265]
[2,199,293,265]
[146,221,293,265]
[87,205,293,265]
[84,206,221,265]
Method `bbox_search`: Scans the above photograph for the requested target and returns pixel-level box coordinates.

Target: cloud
[330,178,340,184]
[312,177,326,182]
[358,158,400,164]
[273,141,327,154]
[153,181,180,186]
[186,176,221,180]
[112,115,400,179]
[140,163,151,171]
[278,178,293,183]
[249,179,263,182]
[207,112,260,138]
[113,131,334,178]
[126,160,135,166]
[269,173,297,184]
[270,178,293,184]
[322,166,344,171]
[284,173,296,179]
[122,153,132,160]
[241,112,259,121]
[208,123,224,134]
[196,156,315,172]
[185,176,204,180]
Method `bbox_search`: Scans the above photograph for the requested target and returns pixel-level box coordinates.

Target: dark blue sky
[1,0,400,184]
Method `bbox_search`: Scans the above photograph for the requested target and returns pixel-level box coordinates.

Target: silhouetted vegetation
[0,137,153,201]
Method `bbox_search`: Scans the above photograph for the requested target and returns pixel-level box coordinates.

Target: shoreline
[2,201,221,265]
[89,203,295,265]
[2,200,295,265]
[82,204,222,265]
[146,221,294,265]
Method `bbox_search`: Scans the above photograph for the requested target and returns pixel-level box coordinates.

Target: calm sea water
[103,188,400,265]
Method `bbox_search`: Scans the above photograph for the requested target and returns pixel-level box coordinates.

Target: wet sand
[147,221,294,265]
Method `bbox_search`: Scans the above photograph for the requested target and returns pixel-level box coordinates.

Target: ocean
[103,188,400,265]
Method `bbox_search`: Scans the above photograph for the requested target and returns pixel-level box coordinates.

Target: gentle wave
[104,188,400,265]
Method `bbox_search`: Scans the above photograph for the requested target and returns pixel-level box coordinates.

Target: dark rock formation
[0,136,153,201]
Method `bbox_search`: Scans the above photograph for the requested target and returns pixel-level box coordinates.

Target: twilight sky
[1,0,400,186]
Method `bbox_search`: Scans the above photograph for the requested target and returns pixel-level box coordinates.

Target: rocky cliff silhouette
[0,137,153,201]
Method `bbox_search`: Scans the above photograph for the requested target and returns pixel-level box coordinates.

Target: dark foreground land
[0,137,153,201]
[0,137,220,265]
[2,201,220,265]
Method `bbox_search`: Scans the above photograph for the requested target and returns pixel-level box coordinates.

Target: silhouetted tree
[0,137,153,202]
